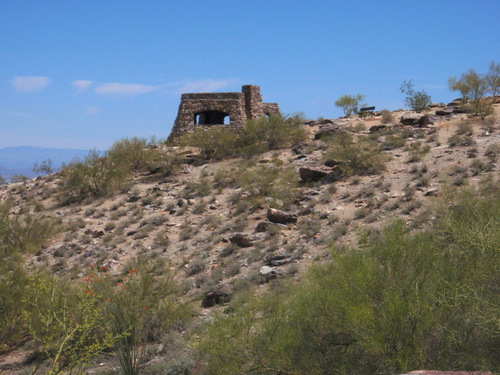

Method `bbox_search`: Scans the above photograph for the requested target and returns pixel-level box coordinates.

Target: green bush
[324,132,389,176]
[0,200,59,256]
[58,150,130,203]
[400,80,432,112]
[23,273,116,375]
[93,262,187,375]
[198,185,500,374]
[179,114,306,160]
[380,109,394,124]
[334,94,365,117]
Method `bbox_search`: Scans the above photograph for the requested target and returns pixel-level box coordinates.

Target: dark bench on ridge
[359,106,375,118]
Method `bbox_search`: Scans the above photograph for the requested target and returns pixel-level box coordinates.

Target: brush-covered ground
[1,104,499,375]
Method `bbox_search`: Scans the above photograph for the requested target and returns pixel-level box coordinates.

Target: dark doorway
[194,110,230,125]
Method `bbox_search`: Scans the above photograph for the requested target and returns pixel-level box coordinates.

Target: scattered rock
[423,188,439,196]
[255,221,271,233]
[265,253,296,267]
[260,266,274,276]
[291,141,308,154]
[299,166,329,182]
[267,208,298,224]
[229,232,268,247]
[299,166,344,183]
[369,124,388,133]
[314,125,343,140]
[400,113,423,125]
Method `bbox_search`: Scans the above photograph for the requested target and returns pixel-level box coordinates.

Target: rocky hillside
[0,104,499,373]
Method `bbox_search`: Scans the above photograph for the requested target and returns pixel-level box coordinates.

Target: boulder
[417,115,439,127]
[229,232,268,247]
[202,284,233,308]
[324,159,344,167]
[265,253,296,267]
[369,124,388,133]
[314,125,343,140]
[299,166,344,183]
[267,208,298,224]
[299,166,329,181]
[400,113,423,125]
[291,142,308,155]
[435,108,453,116]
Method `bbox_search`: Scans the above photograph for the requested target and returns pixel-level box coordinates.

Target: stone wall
[169,85,280,139]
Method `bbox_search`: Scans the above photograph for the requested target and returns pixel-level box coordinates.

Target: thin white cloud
[95,82,158,96]
[11,76,51,92]
[72,80,93,94]
[173,79,238,95]
[85,106,100,116]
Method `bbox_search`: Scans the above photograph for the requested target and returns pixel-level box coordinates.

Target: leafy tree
[11,174,29,183]
[33,159,54,176]
[0,173,6,185]
[486,61,500,102]
[400,80,431,112]
[334,94,365,117]
[449,69,492,119]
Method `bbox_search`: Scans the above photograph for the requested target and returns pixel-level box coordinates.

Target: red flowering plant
[22,272,117,375]
[86,260,184,375]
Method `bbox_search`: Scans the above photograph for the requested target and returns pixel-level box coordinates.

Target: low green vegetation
[400,80,432,112]
[324,132,389,176]
[179,113,307,160]
[58,138,181,204]
[449,62,499,119]
[198,184,500,374]
[334,94,365,117]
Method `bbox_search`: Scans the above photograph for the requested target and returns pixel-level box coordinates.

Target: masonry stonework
[169,85,280,139]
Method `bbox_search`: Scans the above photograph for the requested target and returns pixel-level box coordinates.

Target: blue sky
[1,0,499,150]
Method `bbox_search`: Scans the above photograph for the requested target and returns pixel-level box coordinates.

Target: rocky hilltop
[0,103,498,374]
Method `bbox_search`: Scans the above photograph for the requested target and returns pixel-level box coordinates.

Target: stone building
[169,85,280,139]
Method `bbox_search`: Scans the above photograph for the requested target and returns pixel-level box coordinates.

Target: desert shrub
[22,273,115,375]
[108,137,149,172]
[485,143,500,161]
[324,132,388,176]
[0,200,59,256]
[33,159,54,176]
[448,134,476,147]
[198,185,500,374]
[179,127,240,160]
[59,150,130,204]
[179,114,306,160]
[380,109,394,124]
[406,141,431,162]
[401,80,432,112]
[239,165,300,209]
[93,262,187,375]
[238,113,306,156]
[456,122,474,135]
[0,254,28,348]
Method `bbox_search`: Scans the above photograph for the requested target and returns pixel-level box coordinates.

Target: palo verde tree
[334,94,365,117]
[400,80,431,112]
[486,61,500,103]
[448,68,493,119]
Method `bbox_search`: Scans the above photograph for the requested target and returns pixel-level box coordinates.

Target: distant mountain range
[0,146,95,182]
